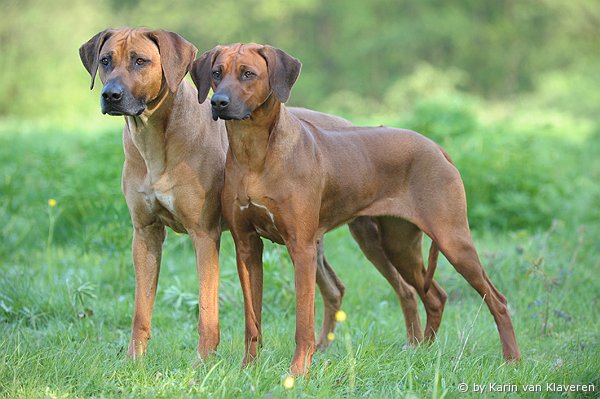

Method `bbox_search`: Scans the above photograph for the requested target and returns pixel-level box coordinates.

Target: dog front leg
[287,239,318,376]
[190,228,221,360]
[234,231,264,367]
[128,222,165,359]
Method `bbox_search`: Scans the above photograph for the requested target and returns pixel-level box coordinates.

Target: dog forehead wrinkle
[233,43,244,54]
[116,31,134,48]
[229,43,260,56]
[109,29,155,53]
[102,34,129,61]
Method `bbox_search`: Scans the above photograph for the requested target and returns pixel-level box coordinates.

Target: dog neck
[125,83,176,180]
[224,94,281,172]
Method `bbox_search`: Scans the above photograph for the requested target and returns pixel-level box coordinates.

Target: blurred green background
[2,0,599,122]
[2,0,599,231]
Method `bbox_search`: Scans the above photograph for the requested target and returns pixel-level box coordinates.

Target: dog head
[190,43,301,121]
[79,28,197,116]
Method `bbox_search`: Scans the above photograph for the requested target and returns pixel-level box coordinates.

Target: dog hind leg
[315,241,346,351]
[377,216,447,342]
[349,217,425,345]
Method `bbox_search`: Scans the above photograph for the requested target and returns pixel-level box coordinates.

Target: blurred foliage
[1,0,599,121]
[1,0,599,231]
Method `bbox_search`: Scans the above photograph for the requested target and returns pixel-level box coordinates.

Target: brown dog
[79,29,430,361]
[79,28,227,359]
[191,43,520,375]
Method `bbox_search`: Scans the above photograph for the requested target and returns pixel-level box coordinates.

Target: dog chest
[239,200,284,244]
[140,184,176,213]
[153,190,176,213]
[136,180,186,233]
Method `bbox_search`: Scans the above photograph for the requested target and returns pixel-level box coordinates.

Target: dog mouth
[101,90,146,116]
[102,105,146,117]
[221,114,251,120]
[212,110,252,121]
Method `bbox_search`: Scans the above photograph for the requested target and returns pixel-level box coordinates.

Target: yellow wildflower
[335,310,347,322]
[283,376,294,389]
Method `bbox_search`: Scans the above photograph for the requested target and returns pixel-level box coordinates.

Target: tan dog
[80,28,226,359]
[191,43,520,375]
[79,29,431,361]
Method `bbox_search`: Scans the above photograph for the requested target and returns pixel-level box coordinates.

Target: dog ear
[258,45,302,103]
[147,30,198,93]
[79,29,114,90]
[190,46,222,104]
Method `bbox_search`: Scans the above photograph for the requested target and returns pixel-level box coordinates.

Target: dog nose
[101,82,123,103]
[211,93,230,109]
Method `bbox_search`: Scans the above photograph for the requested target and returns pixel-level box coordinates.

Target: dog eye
[135,58,146,66]
[100,57,109,66]
[212,70,221,80]
[242,70,255,79]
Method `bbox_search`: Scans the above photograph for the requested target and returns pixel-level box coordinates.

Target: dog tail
[423,241,439,293]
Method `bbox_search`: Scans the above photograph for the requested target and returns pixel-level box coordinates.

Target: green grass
[1,126,599,398]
